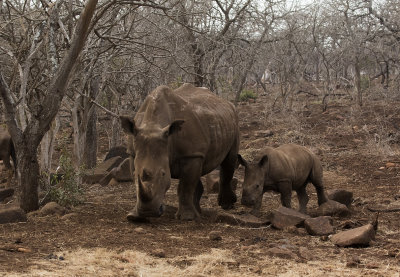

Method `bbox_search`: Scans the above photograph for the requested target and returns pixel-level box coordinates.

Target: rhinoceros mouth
[128,203,165,220]
[241,197,255,207]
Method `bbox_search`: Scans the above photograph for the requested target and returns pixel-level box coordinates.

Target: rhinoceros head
[121,116,184,218]
[237,154,268,208]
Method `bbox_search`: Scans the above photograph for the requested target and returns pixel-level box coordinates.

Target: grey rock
[216,211,270,227]
[255,130,274,138]
[317,200,350,217]
[104,146,128,161]
[39,202,66,216]
[82,156,123,184]
[0,188,14,202]
[304,216,334,236]
[266,247,298,260]
[331,224,375,247]
[0,207,27,224]
[134,227,146,234]
[327,189,353,207]
[151,249,166,258]
[99,158,132,186]
[61,213,78,221]
[298,247,315,260]
[209,231,222,241]
[268,206,310,230]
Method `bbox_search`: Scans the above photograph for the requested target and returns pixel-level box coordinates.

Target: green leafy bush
[239,89,257,102]
[361,75,370,90]
[41,149,84,207]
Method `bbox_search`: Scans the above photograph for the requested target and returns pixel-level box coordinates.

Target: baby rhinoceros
[238,144,328,214]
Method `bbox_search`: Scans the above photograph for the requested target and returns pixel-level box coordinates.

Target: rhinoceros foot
[218,191,237,210]
[175,207,199,221]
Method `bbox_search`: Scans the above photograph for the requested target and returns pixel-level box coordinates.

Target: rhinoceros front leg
[176,158,203,220]
[278,181,292,209]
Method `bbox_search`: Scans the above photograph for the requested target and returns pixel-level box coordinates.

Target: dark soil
[1,91,400,276]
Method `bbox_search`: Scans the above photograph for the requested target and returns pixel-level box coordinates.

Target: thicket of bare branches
[0,0,399,210]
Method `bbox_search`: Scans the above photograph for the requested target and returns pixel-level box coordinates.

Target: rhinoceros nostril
[142,168,152,182]
[159,204,164,215]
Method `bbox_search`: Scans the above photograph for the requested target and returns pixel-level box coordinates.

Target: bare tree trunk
[18,146,40,211]
[40,117,60,175]
[40,2,62,178]
[110,117,121,148]
[385,61,389,88]
[72,95,86,168]
[354,57,362,106]
[83,77,100,169]
[315,55,320,84]
[84,108,97,168]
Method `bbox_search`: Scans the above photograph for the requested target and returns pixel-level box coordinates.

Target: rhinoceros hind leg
[194,180,204,214]
[218,149,237,210]
[310,160,328,205]
[296,186,309,214]
[278,181,292,209]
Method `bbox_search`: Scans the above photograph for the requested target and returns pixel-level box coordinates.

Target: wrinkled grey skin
[121,83,239,221]
[0,130,16,172]
[238,144,328,213]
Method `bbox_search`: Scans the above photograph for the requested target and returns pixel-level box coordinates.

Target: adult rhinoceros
[121,83,239,221]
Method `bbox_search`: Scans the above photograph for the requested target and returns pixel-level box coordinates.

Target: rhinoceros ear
[120,116,139,136]
[237,154,248,167]
[163,120,185,138]
[258,155,269,168]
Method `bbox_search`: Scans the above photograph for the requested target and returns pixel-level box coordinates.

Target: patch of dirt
[1,91,400,276]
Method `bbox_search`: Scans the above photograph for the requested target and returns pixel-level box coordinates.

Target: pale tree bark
[72,95,86,169]
[107,84,122,148]
[0,0,98,212]
[40,118,60,176]
[354,56,362,106]
[110,116,121,148]
[83,77,99,169]
[40,1,63,177]
[72,74,100,170]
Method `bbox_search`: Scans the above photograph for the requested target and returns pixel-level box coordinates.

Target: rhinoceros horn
[137,177,153,202]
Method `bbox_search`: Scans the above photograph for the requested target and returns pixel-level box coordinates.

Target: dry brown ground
[1,89,400,276]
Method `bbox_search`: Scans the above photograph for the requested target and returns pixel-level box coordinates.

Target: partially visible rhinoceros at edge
[121,83,239,221]
[238,144,328,213]
[0,130,16,172]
